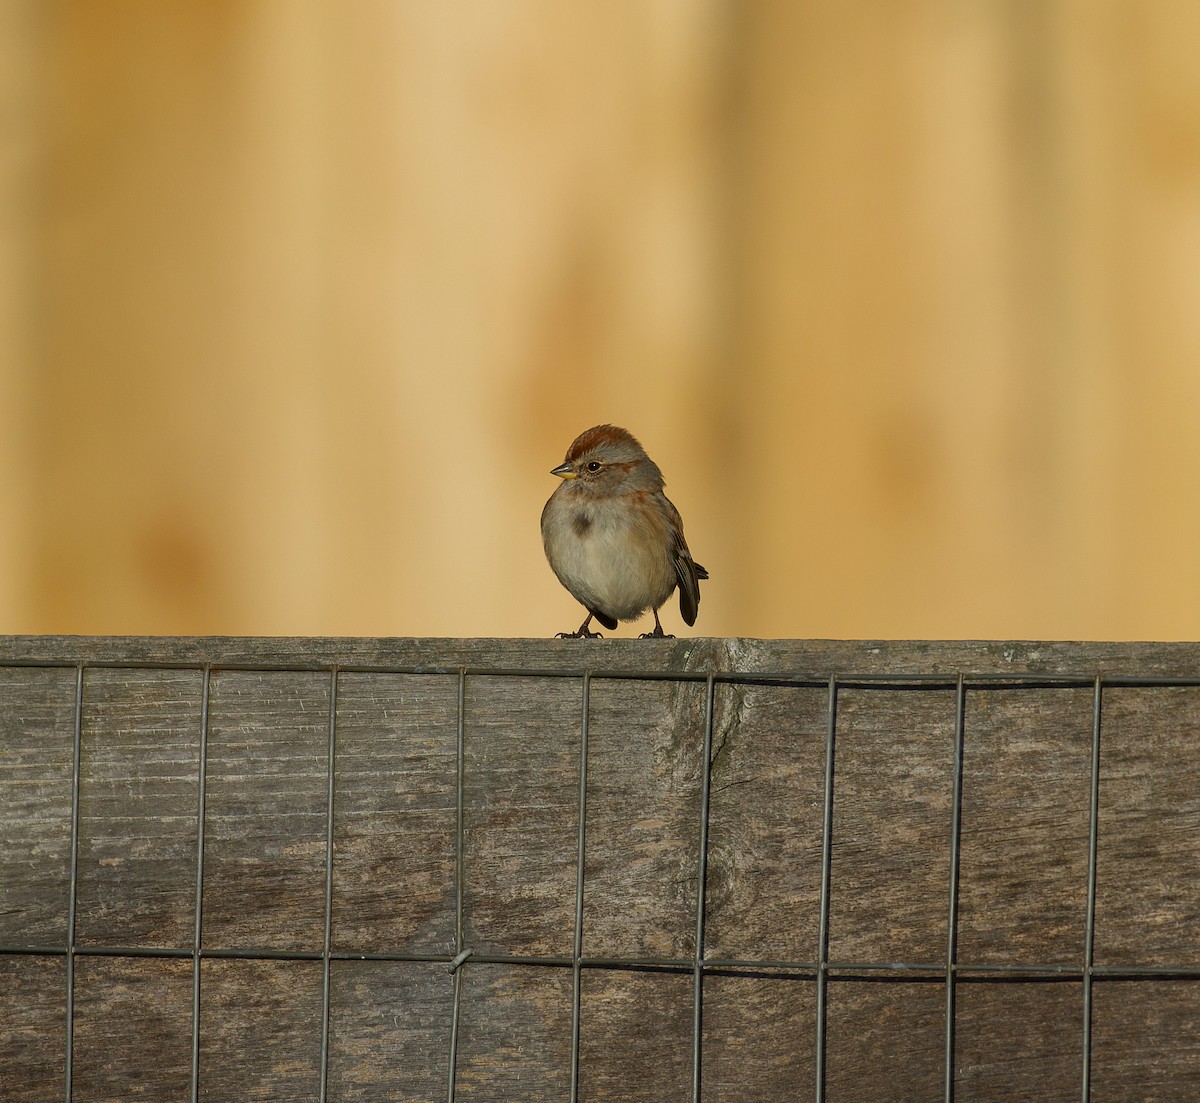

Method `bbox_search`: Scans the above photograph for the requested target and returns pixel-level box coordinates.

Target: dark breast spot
[572,512,593,537]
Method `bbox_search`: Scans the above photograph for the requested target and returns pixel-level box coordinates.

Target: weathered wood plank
[1,637,1199,1101]
[1,635,1199,677]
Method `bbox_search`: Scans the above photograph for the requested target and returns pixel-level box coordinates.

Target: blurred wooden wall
[2,1,1199,640]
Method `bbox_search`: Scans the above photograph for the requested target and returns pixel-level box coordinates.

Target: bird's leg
[556,613,604,639]
[639,609,674,639]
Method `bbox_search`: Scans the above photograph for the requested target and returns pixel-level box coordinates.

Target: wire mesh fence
[2,640,1199,1100]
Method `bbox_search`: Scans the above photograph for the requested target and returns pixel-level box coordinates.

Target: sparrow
[541,424,708,638]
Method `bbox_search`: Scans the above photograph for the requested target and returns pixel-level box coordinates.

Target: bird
[541,424,708,638]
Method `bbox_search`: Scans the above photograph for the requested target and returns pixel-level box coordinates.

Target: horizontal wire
[5,943,1199,980]
[4,655,1199,689]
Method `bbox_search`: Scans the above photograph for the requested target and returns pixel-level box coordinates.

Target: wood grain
[1,634,1200,676]
[955,981,1083,1101]
[462,674,581,957]
[1091,981,1200,1101]
[957,687,1094,965]
[0,666,78,944]
[454,964,574,1099]
[702,973,816,1099]
[826,688,957,965]
[202,670,330,951]
[199,958,324,1101]
[326,961,453,1102]
[579,969,693,1103]
[332,672,457,955]
[704,683,828,963]
[73,956,193,1102]
[0,955,66,1102]
[1095,686,1200,968]
[583,677,708,959]
[76,667,203,948]
[824,979,946,1100]
[1,636,1199,1100]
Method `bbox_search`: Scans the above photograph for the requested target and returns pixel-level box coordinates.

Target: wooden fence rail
[2,637,1199,1101]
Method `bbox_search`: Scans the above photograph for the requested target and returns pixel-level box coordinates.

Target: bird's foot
[638,627,674,639]
[555,628,604,639]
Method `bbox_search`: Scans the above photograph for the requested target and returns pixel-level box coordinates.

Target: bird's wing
[663,495,706,627]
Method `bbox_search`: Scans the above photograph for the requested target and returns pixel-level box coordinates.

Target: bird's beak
[550,462,577,480]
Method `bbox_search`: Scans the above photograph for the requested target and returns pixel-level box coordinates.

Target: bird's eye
[586,461,601,472]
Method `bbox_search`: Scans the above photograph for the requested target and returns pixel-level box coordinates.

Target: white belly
[542,494,676,620]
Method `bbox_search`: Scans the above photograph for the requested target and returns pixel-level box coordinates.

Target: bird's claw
[556,628,604,639]
[638,628,674,639]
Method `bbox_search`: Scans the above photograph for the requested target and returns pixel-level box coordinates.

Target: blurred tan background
[1,1,1198,641]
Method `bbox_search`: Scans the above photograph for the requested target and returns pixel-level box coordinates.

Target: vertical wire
[63,663,84,1103]
[568,672,592,1103]
[318,667,339,1102]
[455,669,466,956]
[943,676,967,1103]
[1080,676,1103,1102]
[446,669,467,1103]
[814,675,838,1103]
[189,665,212,1103]
[690,674,717,1103]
